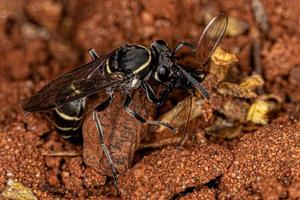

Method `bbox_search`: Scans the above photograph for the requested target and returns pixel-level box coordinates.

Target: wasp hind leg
[123,93,177,133]
[92,111,119,192]
[88,48,99,60]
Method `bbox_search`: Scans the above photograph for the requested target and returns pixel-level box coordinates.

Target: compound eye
[157,65,170,82]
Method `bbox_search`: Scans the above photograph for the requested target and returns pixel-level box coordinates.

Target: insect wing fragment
[159,96,193,145]
[174,96,192,145]
[197,13,228,66]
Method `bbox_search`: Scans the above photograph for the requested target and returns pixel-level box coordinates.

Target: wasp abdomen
[53,98,86,139]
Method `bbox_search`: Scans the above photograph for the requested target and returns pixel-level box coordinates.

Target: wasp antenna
[88,48,99,61]
[175,65,209,99]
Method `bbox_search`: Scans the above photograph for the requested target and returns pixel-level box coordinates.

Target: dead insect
[21,13,228,188]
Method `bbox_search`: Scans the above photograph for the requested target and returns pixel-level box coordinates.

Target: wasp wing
[159,96,193,146]
[22,52,122,112]
[197,13,228,66]
[38,50,116,93]
[172,96,192,145]
[22,74,123,112]
[172,14,227,99]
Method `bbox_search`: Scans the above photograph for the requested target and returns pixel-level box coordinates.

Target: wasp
[22,13,228,188]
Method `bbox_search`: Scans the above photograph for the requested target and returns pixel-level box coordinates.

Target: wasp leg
[92,111,119,191]
[141,82,159,105]
[176,65,209,99]
[123,93,177,133]
[95,91,114,112]
[88,48,100,60]
[141,80,176,108]
[158,86,175,107]
[157,78,177,107]
[172,41,196,56]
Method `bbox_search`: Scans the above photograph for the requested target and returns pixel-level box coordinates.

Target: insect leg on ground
[88,48,119,190]
[92,111,119,190]
[122,90,177,132]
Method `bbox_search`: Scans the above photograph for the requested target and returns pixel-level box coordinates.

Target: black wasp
[22,14,228,188]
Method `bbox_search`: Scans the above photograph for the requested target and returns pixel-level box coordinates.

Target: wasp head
[151,40,175,83]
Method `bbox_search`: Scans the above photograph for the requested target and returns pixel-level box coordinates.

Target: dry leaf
[82,91,152,175]
[239,74,264,90]
[210,47,238,81]
[205,117,243,139]
[211,47,239,66]
[1,179,37,200]
[219,99,250,122]
[247,95,282,125]
[217,82,258,99]
[217,75,264,99]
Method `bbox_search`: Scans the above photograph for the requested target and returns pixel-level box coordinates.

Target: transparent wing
[197,13,228,66]
[159,96,193,145]
[39,50,116,93]
[22,52,122,112]
[172,96,192,145]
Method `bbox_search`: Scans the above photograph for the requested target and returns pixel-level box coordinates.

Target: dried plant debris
[1,179,37,200]
[239,74,264,91]
[205,117,244,139]
[217,82,257,99]
[251,38,263,75]
[210,47,239,81]
[206,75,279,138]
[217,74,264,99]
[206,94,280,139]
[219,99,250,122]
[206,100,249,139]
[204,47,277,138]
[211,47,239,66]
[119,145,232,200]
[247,95,282,125]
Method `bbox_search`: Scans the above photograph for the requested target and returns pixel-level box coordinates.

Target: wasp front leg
[141,81,176,108]
[123,92,177,133]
